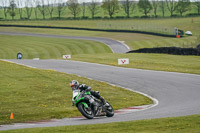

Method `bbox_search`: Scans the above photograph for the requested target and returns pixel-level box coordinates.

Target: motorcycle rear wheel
[78,103,94,119]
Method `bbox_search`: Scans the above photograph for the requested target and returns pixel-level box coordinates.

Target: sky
[1,0,199,7]
[0,0,101,7]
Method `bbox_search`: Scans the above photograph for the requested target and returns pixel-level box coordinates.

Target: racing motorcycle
[72,90,114,119]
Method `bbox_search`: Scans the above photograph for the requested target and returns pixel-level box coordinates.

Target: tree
[67,0,81,19]
[16,0,23,19]
[25,0,33,19]
[1,0,9,19]
[138,0,152,17]
[121,0,136,18]
[194,0,200,15]
[152,0,159,17]
[102,0,120,18]
[47,0,55,19]
[160,0,166,17]
[166,0,178,17]
[38,0,48,19]
[81,2,86,18]
[176,0,191,16]
[33,0,39,19]
[88,0,99,19]
[56,0,67,19]
[8,0,17,20]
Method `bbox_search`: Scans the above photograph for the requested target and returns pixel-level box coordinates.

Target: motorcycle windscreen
[73,90,80,99]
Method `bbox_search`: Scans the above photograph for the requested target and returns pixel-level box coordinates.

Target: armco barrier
[127,47,200,56]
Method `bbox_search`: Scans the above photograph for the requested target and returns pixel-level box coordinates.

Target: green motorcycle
[72,90,114,119]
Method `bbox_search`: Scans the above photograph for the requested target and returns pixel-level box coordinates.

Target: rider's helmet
[70,80,79,90]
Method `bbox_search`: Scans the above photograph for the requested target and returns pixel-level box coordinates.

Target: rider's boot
[92,102,99,116]
[100,97,109,107]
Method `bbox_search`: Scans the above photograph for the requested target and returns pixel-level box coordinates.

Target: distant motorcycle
[72,90,114,119]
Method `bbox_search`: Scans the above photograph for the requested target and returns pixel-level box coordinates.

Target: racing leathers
[77,84,107,115]
[78,84,107,105]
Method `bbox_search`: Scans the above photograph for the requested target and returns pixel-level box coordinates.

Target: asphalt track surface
[0,59,200,131]
[0,32,129,53]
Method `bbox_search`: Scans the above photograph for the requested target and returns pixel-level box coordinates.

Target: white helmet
[70,80,79,90]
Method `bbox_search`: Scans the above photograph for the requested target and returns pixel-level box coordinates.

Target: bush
[141,16,150,18]
[51,17,66,20]
[171,15,178,17]
[115,16,126,19]
[103,16,110,19]
[197,44,200,49]
[133,16,140,18]
[93,16,102,19]
[21,17,29,20]
[186,13,199,16]
[81,16,89,19]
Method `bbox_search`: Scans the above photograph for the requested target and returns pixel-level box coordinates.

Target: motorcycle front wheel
[78,103,94,119]
[105,104,114,117]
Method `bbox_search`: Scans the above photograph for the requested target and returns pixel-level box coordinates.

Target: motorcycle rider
[70,80,109,115]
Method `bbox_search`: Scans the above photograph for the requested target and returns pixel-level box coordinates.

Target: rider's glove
[95,91,99,94]
[85,86,92,92]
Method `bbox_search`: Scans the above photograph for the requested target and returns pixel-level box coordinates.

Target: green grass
[0,35,199,75]
[0,35,112,59]
[0,60,152,125]
[1,115,200,133]
[0,17,200,34]
[0,17,200,50]
[72,53,200,75]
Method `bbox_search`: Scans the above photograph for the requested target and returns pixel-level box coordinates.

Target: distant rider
[70,80,109,114]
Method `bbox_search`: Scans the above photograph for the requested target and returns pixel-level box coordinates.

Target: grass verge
[0,60,152,125]
[1,115,200,133]
[72,53,200,75]
[0,17,200,35]
[0,35,112,59]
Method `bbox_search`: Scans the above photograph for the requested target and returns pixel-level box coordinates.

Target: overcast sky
[0,0,101,7]
[1,0,199,7]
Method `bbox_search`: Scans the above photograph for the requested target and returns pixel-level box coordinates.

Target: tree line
[0,0,200,20]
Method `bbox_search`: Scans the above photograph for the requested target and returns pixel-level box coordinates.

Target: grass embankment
[72,53,200,75]
[1,115,200,133]
[0,17,200,50]
[0,35,112,59]
[0,17,200,34]
[0,60,152,125]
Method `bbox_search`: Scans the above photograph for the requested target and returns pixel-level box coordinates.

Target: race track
[0,31,200,130]
[0,59,200,130]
